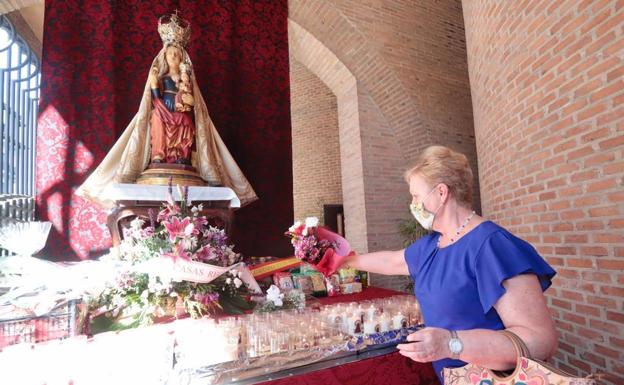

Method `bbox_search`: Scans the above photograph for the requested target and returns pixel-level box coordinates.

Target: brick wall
[290,59,343,222]
[463,1,623,383]
[289,0,477,291]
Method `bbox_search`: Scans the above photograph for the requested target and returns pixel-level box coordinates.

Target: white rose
[234,278,243,288]
[305,217,319,228]
[266,285,284,307]
[226,278,232,285]
[288,221,302,232]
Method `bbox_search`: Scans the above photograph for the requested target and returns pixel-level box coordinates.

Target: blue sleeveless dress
[404,221,556,383]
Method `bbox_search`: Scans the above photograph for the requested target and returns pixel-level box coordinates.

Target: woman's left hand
[396,327,452,362]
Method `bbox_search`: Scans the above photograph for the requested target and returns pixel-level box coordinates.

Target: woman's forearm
[344,249,409,276]
[456,326,556,370]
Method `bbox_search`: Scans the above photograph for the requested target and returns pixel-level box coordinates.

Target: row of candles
[175,294,422,364]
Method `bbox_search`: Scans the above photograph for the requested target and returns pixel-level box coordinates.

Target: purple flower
[194,292,219,305]
[148,208,157,229]
[195,245,218,261]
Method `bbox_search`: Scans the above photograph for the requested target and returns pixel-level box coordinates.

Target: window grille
[0,14,40,197]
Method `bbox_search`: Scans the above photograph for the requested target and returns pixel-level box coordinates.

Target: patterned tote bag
[443,330,597,385]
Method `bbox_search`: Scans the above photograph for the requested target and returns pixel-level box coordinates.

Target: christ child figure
[175,62,193,113]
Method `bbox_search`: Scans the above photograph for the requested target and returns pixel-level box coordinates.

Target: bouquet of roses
[285,217,352,276]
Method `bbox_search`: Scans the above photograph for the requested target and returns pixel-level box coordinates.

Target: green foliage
[253,290,306,313]
[218,290,255,315]
[398,213,429,293]
[398,215,429,247]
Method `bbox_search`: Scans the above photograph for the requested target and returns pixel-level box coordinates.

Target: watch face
[450,339,463,354]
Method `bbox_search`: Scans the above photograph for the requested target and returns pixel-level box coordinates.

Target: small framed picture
[273,272,294,291]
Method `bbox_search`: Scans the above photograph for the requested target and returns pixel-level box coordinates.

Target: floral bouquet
[285,217,352,276]
[89,182,256,332]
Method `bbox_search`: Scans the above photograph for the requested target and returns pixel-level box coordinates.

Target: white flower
[230,269,238,277]
[289,221,302,232]
[191,204,203,215]
[226,278,232,285]
[234,278,243,288]
[266,285,284,307]
[130,218,145,231]
[180,236,197,251]
[305,217,319,228]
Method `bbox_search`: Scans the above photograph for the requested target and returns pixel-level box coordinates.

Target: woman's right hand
[317,250,356,276]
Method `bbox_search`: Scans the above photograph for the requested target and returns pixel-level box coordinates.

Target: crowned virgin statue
[77,13,257,207]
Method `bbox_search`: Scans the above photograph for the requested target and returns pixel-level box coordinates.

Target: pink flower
[157,203,180,222]
[164,216,196,242]
[193,216,208,228]
[195,245,217,261]
[162,243,190,263]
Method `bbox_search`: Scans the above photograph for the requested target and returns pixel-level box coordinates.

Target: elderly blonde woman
[340,145,558,383]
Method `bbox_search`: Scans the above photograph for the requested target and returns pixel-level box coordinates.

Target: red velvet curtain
[36,0,292,260]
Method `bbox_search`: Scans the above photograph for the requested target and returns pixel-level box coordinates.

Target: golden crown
[157,12,191,48]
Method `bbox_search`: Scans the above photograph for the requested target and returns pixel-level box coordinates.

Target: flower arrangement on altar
[89,183,254,331]
[285,217,353,276]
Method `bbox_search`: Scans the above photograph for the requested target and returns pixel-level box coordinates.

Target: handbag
[443,330,597,385]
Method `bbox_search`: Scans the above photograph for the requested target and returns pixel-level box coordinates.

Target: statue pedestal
[102,183,240,246]
[136,163,206,187]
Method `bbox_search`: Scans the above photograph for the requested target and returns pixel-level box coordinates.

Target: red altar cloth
[258,351,440,385]
[316,286,406,305]
[258,287,441,385]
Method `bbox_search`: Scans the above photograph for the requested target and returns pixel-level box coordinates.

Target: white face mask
[409,186,441,230]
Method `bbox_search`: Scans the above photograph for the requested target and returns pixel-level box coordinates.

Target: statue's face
[165,46,182,69]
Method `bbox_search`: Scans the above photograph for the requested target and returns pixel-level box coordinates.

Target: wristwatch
[448,330,464,359]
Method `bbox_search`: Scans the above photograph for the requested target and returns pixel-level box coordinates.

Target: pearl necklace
[437,211,476,248]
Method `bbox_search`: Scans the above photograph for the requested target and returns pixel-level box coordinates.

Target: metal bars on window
[0,15,40,197]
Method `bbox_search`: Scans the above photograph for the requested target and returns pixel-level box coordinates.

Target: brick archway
[289,19,369,253]
[289,0,431,161]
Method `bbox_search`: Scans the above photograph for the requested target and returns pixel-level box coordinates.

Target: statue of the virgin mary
[76,13,257,208]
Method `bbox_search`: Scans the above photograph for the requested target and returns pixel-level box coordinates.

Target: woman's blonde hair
[404,145,473,207]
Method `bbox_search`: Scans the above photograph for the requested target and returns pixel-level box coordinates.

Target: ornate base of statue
[136,163,207,187]
[102,183,241,247]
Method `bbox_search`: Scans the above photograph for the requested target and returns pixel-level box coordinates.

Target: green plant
[398,215,429,248]
[398,213,429,292]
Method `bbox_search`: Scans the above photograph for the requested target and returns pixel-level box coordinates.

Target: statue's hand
[181,93,195,106]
